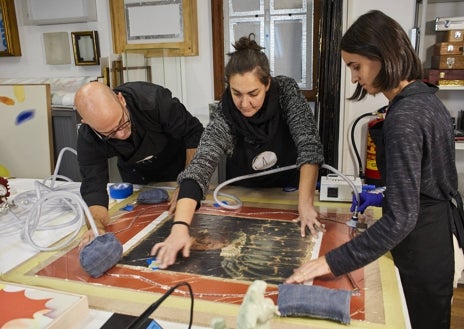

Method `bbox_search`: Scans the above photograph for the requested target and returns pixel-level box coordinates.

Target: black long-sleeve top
[77,81,204,208]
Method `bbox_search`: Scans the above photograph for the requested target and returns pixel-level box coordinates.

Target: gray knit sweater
[177,75,324,199]
[326,81,458,276]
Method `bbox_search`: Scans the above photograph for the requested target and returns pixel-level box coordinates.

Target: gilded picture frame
[109,0,198,57]
[71,31,100,66]
[0,0,21,57]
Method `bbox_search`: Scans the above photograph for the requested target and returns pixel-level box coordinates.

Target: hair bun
[232,33,264,52]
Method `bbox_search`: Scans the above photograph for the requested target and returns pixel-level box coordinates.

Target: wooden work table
[0,179,408,329]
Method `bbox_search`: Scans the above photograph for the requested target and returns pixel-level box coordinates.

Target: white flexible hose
[213,164,298,210]
[22,190,99,251]
[1,147,100,251]
[212,163,361,211]
[43,147,77,189]
[321,163,361,210]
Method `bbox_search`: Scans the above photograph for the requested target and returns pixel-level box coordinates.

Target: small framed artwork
[109,0,198,57]
[0,0,21,57]
[71,31,100,66]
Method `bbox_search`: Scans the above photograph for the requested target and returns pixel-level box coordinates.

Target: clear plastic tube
[212,163,361,211]
[1,147,100,251]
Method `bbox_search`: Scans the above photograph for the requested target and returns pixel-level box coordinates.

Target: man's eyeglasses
[92,108,131,141]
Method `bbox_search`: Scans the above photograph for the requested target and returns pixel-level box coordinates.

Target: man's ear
[117,92,127,107]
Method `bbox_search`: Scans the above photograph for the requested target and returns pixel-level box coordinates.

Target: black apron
[226,118,299,188]
[222,78,299,188]
[391,195,454,329]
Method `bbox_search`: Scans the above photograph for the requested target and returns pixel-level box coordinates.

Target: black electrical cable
[350,106,388,179]
[350,112,376,178]
[127,281,194,329]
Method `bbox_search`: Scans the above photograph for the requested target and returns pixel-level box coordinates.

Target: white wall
[5,0,460,178]
[0,0,215,119]
[0,0,106,78]
[339,0,416,175]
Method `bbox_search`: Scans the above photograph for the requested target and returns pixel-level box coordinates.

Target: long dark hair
[341,10,423,101]
[224,33,271,86]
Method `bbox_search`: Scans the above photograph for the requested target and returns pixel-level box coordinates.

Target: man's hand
[78,227,105,250]
[350,191,383,213]
[150,224,191,269]
[78,205,109,250]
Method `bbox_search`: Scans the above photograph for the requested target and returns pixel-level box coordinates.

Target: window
[211,0,320,101]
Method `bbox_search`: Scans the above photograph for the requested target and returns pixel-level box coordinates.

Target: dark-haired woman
[286,10,463,329]
[151,34,324,269]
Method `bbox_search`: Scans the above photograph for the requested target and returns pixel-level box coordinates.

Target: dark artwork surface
[119,213,314,285]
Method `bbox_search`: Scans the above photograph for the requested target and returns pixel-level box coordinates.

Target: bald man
[75,81,203,247]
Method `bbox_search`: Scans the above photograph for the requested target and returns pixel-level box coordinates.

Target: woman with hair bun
[151,34,324,269]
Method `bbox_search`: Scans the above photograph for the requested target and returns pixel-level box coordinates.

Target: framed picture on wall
[0,0,21,57]
[71,31,100,65]
[109,0,198,57]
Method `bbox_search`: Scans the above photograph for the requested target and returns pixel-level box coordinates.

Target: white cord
[212,163,361,211]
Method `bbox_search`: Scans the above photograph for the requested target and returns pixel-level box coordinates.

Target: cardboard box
[433,42,464,56]
[431,55,464,69]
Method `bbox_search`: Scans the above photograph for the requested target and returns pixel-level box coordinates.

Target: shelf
[438,85,464,90]
[456,142,464,150]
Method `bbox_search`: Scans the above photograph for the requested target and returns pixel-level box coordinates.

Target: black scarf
[222,78,281,145]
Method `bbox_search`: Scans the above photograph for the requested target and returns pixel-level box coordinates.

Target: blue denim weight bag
[79,233,123,278]
[277,284,351,324]
[137,188,169,204]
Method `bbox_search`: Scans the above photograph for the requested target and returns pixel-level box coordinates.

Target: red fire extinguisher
[351,106,387,187]
[364,111,386,187]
